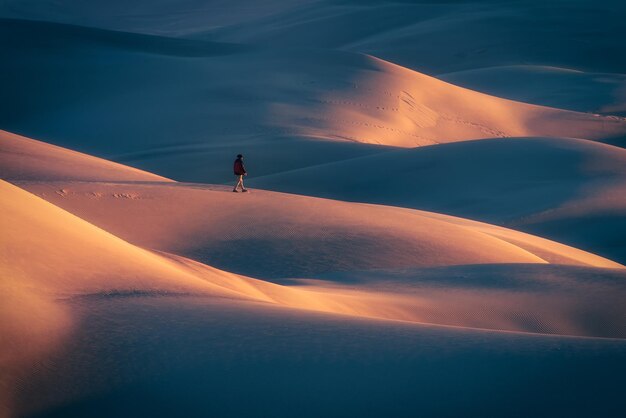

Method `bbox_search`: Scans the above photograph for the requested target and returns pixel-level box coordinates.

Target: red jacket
[234,159,246,175]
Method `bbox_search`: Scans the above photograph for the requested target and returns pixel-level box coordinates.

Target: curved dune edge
[206,0,626,75]
[2,179,623,336]
[415,209,623,269]
[0,130,173,182]
[0,179,545,356]
[2,19,626,160]
[0,178,362,400]
[6,129,624,270]
[3,178,626,418]
[438,65,626,116]
[251,136,626,263]
[18,181,622,271]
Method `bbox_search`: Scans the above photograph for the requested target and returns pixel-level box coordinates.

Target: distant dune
[2,18,626,186]
[6,1,622,75]
[252,137,626,263]
[207,0,626,75]
[0,0,318,36]
[440,65,626,117]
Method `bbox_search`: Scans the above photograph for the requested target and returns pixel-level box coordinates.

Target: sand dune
[440,65,626,116]
[18,181,622,278]
[0,178,360,322]
[15,294,626,418]
[0,180,243,298]
[0,130,172,182]
[0,178,406,313]
[2,18,626,186]
[7,0,626,79]
[4,132,622,339]
[6,175,625,418]
[2,2,626,417]
[3,132,622,335]
[2,179,625,416]
[207,0,626,75]
[6,0,623,76]
[4,176,622,337]
[0,179,219,418]
[0,16,247,56]
[302,263,626,338]
[0,0,317,36]
[252,137,626,263]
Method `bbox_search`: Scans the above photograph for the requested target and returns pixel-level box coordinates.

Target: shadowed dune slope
[7,0,623,76]
[298,263,626,339]
[0,130,172,182]
[14,298,626,418]
[251,137,626,263]
[17,181,622,281]
[207,0,626,75]
[14,295,626,418]
[0,0,626,74]
[0,0,317,36]
[2,18,626,185]
[0,17,248,56]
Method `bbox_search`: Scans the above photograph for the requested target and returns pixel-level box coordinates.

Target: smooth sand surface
[3,178,453,319]
[206,0,626,74]
[252,137,626,263]
[0,0,318,36]
[15,296,626,418]
[17,181,623,274]
[0,130,172,182]
[2,18,626,185]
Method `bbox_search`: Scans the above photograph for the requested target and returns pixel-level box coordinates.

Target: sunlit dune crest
[0,130,172,182]
[439,65,626,116]
[17,181,623,273]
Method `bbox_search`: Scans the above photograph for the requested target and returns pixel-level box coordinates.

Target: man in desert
[233,154,248,192]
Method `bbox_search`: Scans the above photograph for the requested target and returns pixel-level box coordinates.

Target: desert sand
[440,65,626,116]
[251,136,626,263]
[1,1,625,418]
[2,17,626,185]
[0,130,171,182]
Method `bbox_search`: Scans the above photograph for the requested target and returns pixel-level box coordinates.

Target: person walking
[233,154,248,192]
